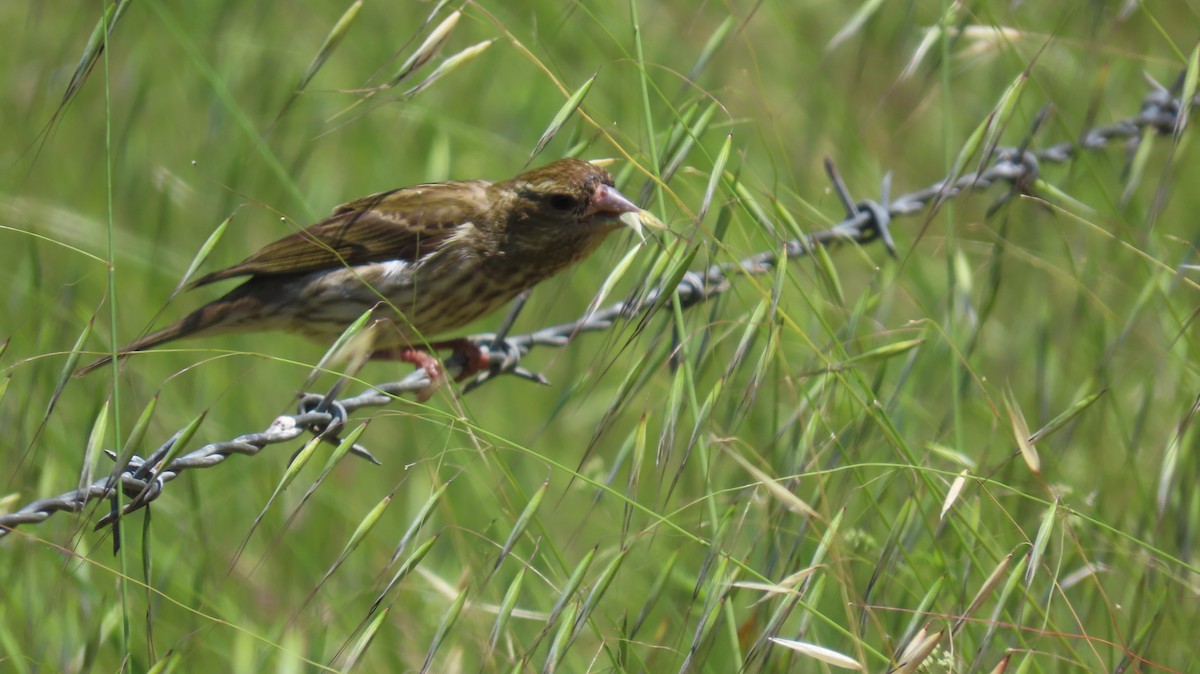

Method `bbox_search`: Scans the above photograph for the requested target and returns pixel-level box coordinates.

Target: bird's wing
[190,180,492,286]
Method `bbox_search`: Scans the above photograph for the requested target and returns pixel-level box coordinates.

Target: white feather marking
[377,259,414,282]
[442,221,475,247]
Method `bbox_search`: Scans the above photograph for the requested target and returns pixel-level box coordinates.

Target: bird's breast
[276,225,607,348]
[280,251,530,348]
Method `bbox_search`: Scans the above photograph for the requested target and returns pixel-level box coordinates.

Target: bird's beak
[587,184,642,237]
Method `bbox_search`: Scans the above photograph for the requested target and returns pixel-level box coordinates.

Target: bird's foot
[430,338,491,381]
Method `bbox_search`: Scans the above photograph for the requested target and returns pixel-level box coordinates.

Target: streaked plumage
[78,158,640,375]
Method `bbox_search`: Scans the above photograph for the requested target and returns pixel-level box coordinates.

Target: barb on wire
[2,71,1196,542]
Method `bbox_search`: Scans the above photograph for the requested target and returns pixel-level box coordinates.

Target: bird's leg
[370,347,445,402]
[370,340,490,400]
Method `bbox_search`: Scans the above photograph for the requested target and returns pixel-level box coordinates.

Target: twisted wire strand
[2,76,1196,541]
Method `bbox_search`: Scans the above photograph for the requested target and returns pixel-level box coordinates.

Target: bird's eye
[547,193,578,211]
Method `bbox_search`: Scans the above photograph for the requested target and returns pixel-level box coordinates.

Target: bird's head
[491,159,641,256]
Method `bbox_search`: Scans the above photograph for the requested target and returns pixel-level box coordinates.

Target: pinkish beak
[587,184,639,217]
[585,184,642,235]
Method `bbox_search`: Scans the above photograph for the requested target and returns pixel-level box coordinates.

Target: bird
[77,158,642,381]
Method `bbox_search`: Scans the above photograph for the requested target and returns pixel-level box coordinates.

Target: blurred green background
[2,1,1199,671]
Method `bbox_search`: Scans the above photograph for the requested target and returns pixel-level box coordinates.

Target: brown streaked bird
[78,158,641,378]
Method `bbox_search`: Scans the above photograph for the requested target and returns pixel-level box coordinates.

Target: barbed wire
[2,72,1196,541]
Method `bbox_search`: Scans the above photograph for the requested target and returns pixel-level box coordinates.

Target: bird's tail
[74,297,250,376]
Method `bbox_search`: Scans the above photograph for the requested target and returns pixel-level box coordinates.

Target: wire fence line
[2,73,1196,542]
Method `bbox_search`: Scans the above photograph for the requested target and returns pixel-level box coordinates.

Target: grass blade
[529,74,596,165]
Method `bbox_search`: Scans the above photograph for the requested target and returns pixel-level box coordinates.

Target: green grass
[2,1,1199,672]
